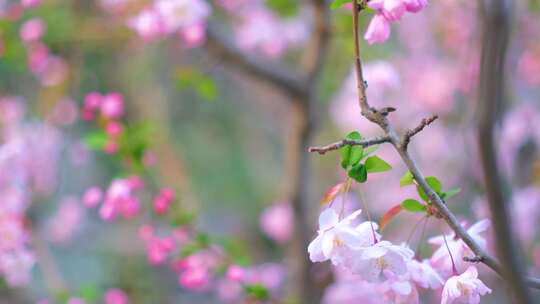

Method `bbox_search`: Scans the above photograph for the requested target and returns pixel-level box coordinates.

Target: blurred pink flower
[99,178,141,221]
[364,14,391,45]
[517,48,540,86]
[105,121,123,137]
[19,18,45,43]
[47,196,84,243]
[178,267,210,291]
[83,186,103,208]
[104,288,129,304]
[226,265,244,282]
[100,93,124,119]
[21,0,41,8]
[259,202,293,244]
[153,188,175,215]
[128,7,163,41]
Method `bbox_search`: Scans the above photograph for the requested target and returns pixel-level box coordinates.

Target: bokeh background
[1,0,540,303]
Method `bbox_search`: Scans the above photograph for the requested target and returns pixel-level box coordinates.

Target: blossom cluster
[0,96,67,286]
[364,0,428,44]
[7,4,69,86]
[215,0,309,58]
[308,207,492,303]
[110,0,211,47]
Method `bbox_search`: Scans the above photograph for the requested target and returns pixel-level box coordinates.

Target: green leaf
[400,171,414,187]
[83,131,108,150]
[362,145,379,159]
[417,176,442,202]
[244,284,269,301]
[340,131,363,169]
[442,188,461,200]
[196,78,218,101]
[365,156,392,173]
[401,199,427,213]
[331,0,352,9]
[348,163,367,183]
[79,284,100,302]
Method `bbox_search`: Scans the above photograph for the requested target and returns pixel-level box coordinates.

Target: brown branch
[476,0,533,301]
[205,24,308,100]
[308,136,391,154]
[317,0,540,290]
[401,115,439,149]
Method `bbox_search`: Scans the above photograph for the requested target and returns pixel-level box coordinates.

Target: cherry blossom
[307,208,367,263]
[259,202,293,244]
[429,219,490,275]
[407,259,444,289]
[441,266,491,304]
[349,241,414,281]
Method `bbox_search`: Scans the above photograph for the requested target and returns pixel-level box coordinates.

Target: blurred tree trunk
[477,0,532,302]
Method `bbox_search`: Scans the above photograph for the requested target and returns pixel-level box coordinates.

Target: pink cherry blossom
[21,0,41,8]
[100,93,124,119]
[99,178,140,221]
[226,265,244,282]
[83,187,103,208]
[441,266,491,304]
[259,202,293,244]
[349,241,414,281]
[104,288,129,304]
[368,0,406,22]
[128,8,163,41]
[47,196,84,243]
[429,220,490,275]
[19,18,45,43]
[105,121,123,137]
[404,0,428,12]
[153,188,175,215]
[178,267,210,291]
[407,259,444,289]
[364,14,391,45]
[307,208,368,263]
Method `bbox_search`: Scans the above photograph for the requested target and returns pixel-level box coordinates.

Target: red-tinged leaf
[380,205,403,231]
[321,182,346,206]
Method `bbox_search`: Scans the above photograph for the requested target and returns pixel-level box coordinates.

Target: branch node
[401,115,439,150]
[464,256,485,263]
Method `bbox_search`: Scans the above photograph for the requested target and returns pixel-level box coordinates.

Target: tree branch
[308,136,391,154]
[205,24,308,100]
[309,0,540,290]
[401,115,439,150]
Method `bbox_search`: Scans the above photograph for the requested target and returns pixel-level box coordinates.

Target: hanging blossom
[307,208,376,263]
[126,0,211,47]
[441,266,491,304]
[308,208,415,283]
[429,219,490,276]
[364,0,428,44]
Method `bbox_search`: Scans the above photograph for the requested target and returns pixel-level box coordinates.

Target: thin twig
[401,115,439,150]
[308,136,391,154]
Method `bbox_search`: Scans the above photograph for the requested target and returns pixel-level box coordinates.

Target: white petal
[343,209,362,222]
[319,208,339,230]
[468,219,490,235]
[322,232,335,258]
[392,281,412,295]
[307,235,327,262]
[361,245,387,259]
[335,226,364,248]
